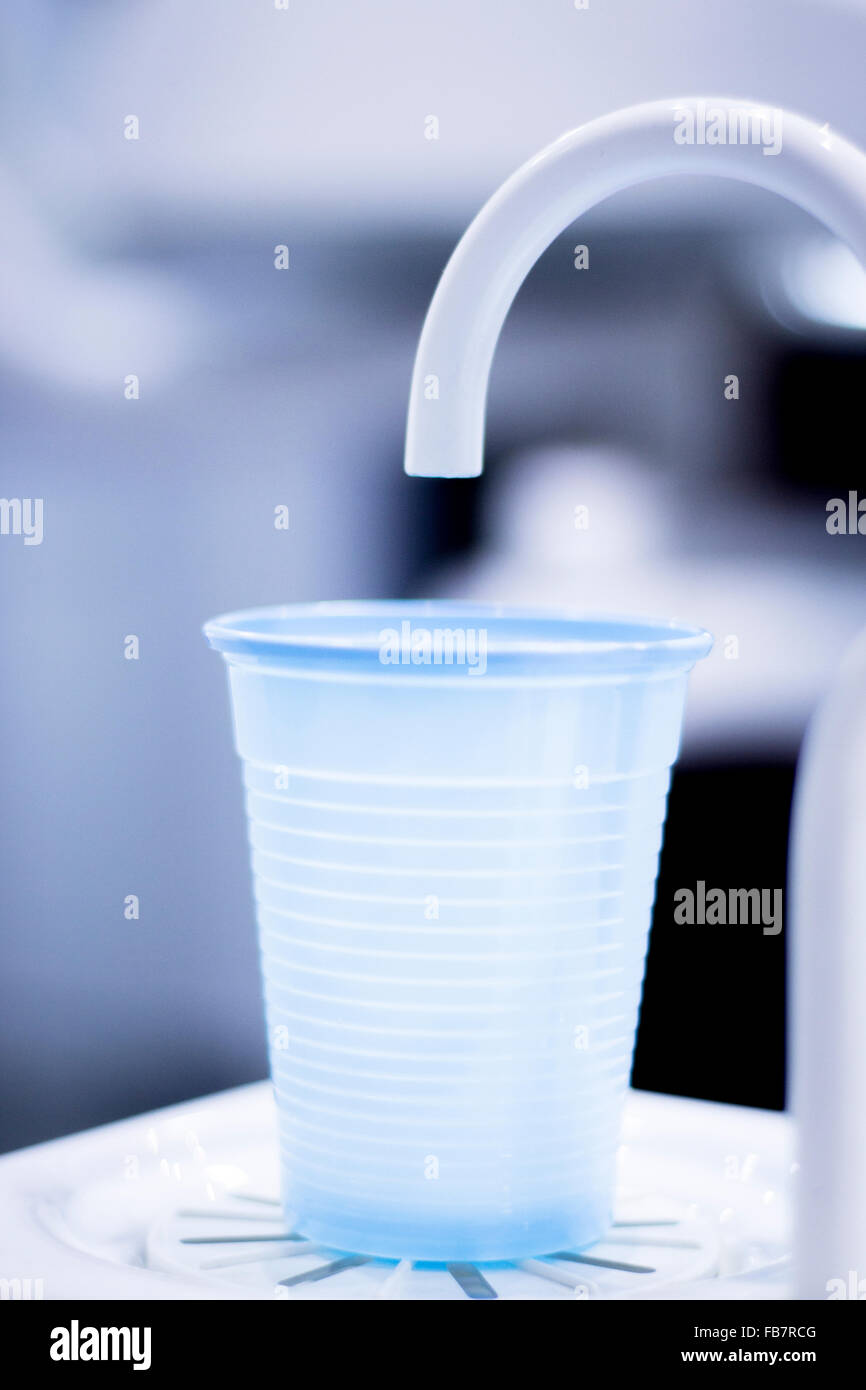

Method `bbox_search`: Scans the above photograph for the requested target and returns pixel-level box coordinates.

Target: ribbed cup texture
[207,605,709,1261]
[244,757,672,1260]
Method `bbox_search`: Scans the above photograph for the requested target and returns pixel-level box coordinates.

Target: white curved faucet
[405,97,866,480]
[404,96,866,1299]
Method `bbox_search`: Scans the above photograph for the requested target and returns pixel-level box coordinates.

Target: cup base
[282,1198,612,1264]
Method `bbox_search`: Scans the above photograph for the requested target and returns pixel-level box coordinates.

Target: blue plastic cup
[204,601,711,1262]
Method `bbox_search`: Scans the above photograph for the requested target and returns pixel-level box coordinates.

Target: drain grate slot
[550,1250,655,1274]
[279,1255,372,1288]
[447,1263,498,1300]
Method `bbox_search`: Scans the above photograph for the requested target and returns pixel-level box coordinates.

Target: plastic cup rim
[202,599,713,662]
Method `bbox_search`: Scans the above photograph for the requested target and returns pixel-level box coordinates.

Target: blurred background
[2,0,865,1152]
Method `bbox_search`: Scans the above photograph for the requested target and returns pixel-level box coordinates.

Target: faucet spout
[404,96,866,478]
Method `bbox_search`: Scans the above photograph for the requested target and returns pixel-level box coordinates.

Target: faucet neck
[404,97,866,478]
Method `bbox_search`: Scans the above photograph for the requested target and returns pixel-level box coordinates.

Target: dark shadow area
[634,761,793,1111]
